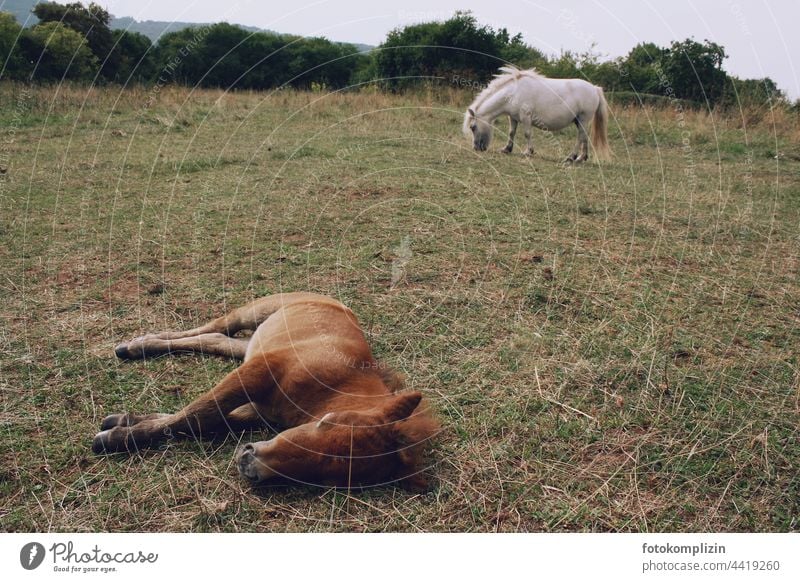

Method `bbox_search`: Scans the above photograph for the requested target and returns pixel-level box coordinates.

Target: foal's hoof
[100,413,128,431]
[115,340,148,359]
[237,444,259,482]
[92,429,118,454]
[93,426,137,454]
[114,343,130,358]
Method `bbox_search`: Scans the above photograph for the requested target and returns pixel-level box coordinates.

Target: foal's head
[236,391,436,490]
[464,107,493,151]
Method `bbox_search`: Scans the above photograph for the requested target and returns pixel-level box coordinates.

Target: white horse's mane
[468,66,544,112]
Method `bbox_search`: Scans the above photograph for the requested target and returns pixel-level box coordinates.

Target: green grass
[1,82,799,532]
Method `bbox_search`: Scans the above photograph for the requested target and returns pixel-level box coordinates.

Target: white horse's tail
[591,87,611,162]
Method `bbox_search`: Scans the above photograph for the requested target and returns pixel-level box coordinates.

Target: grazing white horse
[463,66,611,163]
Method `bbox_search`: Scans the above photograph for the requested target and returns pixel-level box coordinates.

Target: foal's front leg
[501,116,518,153]
[93,357,280,453]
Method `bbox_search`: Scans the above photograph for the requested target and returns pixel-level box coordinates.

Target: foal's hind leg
[117,334,250,360]
[115,292,328,360]
[93,356,282,453]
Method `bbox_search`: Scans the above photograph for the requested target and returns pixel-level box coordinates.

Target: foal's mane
[467,65,543,112]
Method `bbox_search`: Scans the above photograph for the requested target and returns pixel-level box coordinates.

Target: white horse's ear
[316,412,335,428]
[467,108,476,118]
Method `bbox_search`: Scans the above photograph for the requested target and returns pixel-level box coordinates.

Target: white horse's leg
[571,116,589,163]
[501,116,518,153]
[564,117,588,163]
[575,116,590,162]
[521,115,534,156]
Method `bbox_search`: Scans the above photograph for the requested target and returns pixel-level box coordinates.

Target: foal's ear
[467,108,476,118]
[383,391,422,423]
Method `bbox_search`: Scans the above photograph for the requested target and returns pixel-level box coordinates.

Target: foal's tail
[591,87,611,162]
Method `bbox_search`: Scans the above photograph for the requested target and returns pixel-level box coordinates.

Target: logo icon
[20,542,46,570]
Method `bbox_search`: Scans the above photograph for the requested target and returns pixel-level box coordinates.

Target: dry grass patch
[1,83,799,531]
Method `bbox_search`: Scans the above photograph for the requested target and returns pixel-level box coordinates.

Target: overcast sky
[99,0,799,99]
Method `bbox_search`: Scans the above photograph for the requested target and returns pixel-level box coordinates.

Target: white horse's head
[463,108,493,152]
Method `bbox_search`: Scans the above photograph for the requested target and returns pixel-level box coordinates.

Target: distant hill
[109,16,373,52]
[0,0,43,25]
[0,0,373,51]
[109,15,271,42]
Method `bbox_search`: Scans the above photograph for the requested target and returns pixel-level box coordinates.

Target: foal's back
[243,294,373,366]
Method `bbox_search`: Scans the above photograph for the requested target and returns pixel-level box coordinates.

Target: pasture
[1,83,798,532]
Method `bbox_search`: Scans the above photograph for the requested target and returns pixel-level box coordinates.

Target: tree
[661,39,727,104]
[591,60,626,92]
[21,21,98,81]
[621,42,666,94]
[287,38,359,88]
[109,29,155,84]
[154,23,359,90]
[33,1,116,79]
[543,50,580,79]
[722,76,785,108]
[375,11,516,88]
[153,26,209,85]
[0,11,28,80]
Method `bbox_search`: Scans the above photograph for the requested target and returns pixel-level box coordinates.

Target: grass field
[1,82,799,532]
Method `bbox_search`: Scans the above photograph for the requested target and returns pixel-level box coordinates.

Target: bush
[21,21,98,81]
[374,11,534,89]
[33,1,115,80]
[0,11,27,80]
[154,23,360,90]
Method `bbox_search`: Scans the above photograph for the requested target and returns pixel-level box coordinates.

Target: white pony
[463,66,611,162]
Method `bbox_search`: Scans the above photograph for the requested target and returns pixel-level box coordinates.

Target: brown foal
[94,292,437,490]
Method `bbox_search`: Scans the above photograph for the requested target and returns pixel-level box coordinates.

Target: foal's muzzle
[236,442,278,483]
[237,443,259,482]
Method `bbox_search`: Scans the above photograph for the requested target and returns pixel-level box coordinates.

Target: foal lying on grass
[94,292,438,490]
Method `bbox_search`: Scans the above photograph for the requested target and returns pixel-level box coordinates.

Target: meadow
[1,82,798,532]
